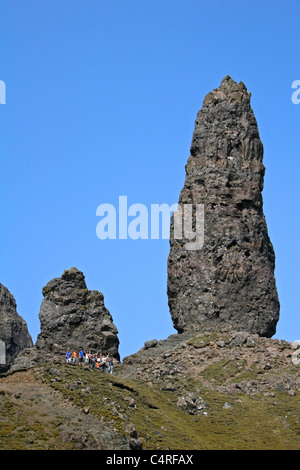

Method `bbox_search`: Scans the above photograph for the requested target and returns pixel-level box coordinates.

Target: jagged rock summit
[0,283,33,372]
[167,75,280,337]
[35,267,120,360]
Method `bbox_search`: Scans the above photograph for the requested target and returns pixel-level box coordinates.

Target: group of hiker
[65,348,114,374]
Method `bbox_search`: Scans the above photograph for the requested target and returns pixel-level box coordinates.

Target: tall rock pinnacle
[35,268,120,359]
[167,76,280,337]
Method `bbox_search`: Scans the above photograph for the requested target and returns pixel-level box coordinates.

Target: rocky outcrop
[35,268,120,360]
[0,283,33,372]
[167,75,279,337]
[120,330,300,398]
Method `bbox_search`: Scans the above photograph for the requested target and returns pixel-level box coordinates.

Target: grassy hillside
[0,331,299,450]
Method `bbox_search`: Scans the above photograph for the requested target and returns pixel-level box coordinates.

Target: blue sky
[0,0,299,359]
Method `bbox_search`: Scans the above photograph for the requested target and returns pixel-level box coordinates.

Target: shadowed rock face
[35,268,120,360]
[0,283,33,372]
[167,76,280,337]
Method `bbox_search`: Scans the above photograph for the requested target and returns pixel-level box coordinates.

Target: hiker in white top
[107,355,114,374]
[100,355,107,372]
[85,351,90,365]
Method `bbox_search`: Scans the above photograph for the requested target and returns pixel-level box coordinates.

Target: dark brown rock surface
[35,268,120,359]
[0,283,33,372]
[167,75,279,337]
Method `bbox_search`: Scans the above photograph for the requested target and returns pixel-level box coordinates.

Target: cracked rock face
[167,76,280,337]
[35,268,120,359]
[0,283,33,372]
